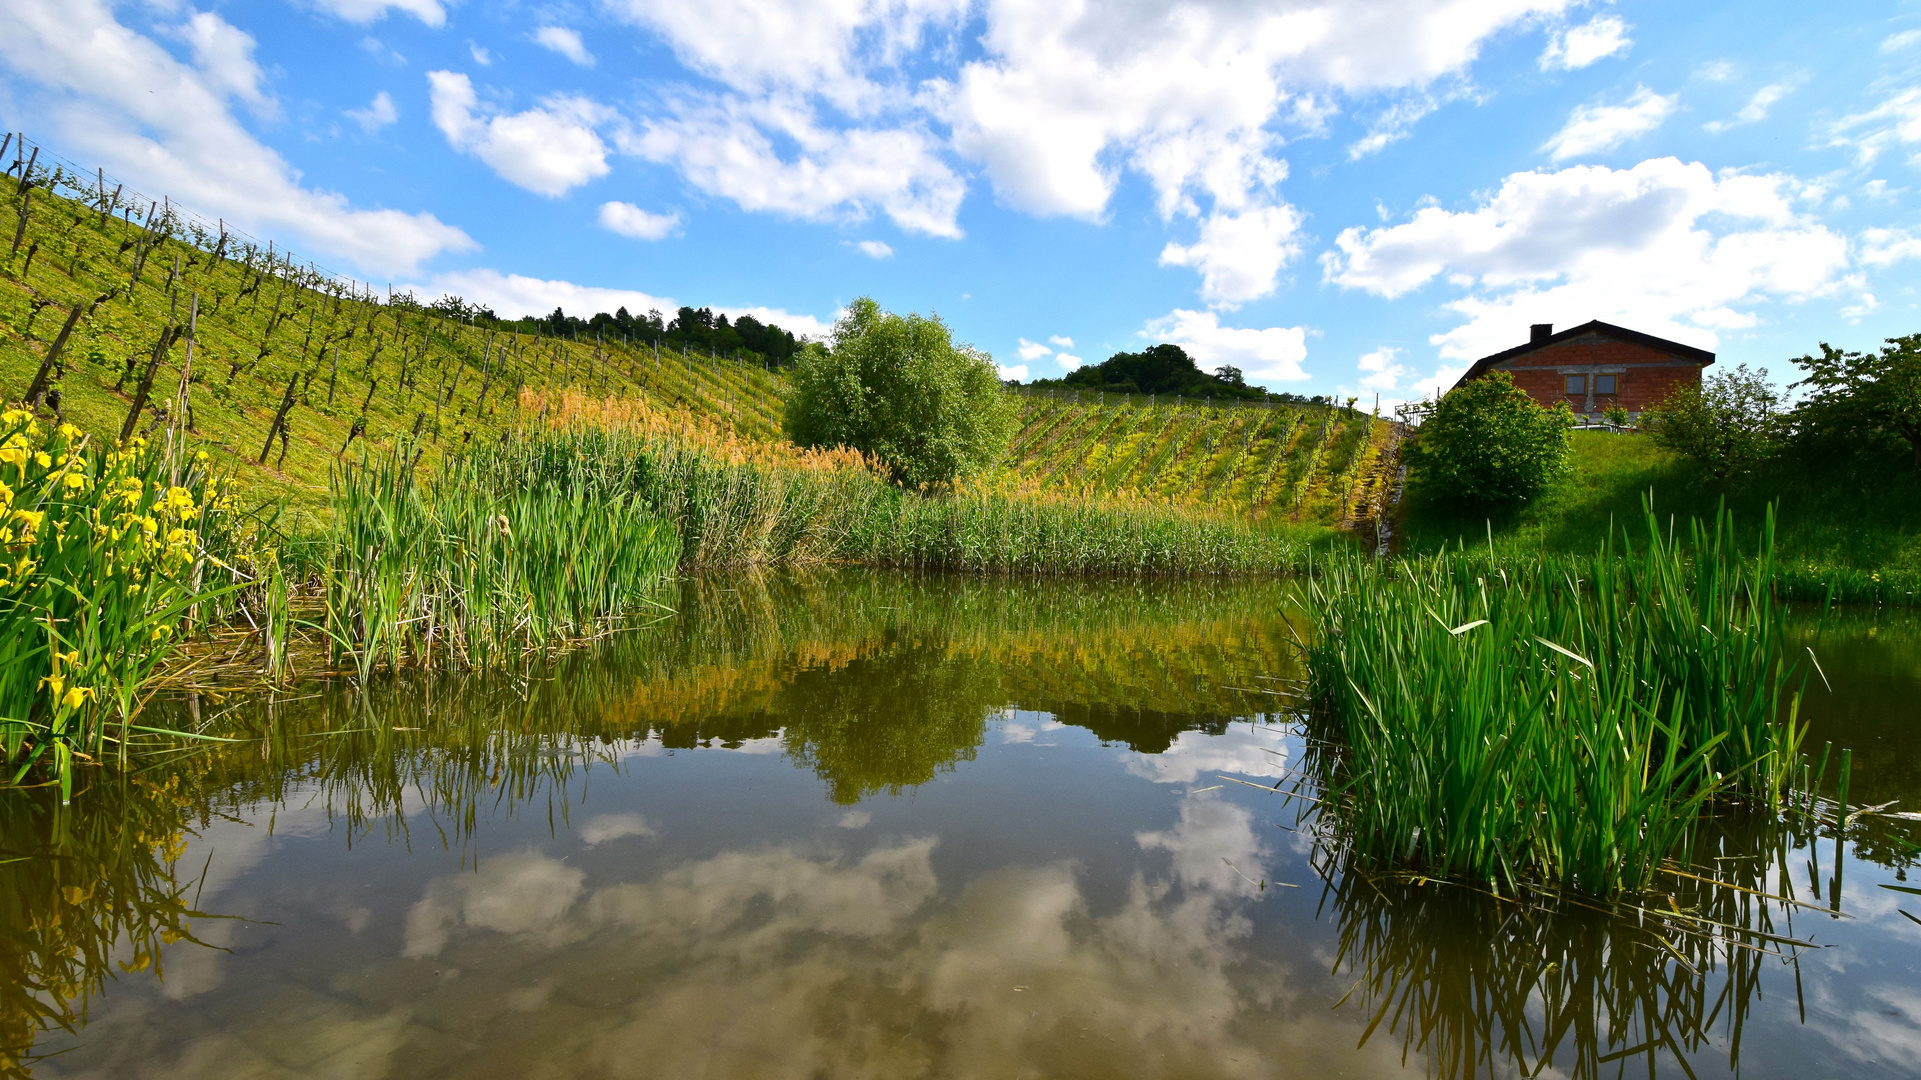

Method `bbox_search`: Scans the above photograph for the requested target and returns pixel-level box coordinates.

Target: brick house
[1452,321,1714,419]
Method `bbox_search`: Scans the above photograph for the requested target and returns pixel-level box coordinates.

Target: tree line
[414,293,804,366]
[1023,343,1330,405]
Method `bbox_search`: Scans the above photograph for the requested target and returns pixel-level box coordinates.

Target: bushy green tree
[1405,371,1573,509]
[1641,363,1783,481]
[784,297,1016,488]
[1791,334,1921,469]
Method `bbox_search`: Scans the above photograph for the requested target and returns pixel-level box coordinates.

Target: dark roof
[1452,320,1715,390]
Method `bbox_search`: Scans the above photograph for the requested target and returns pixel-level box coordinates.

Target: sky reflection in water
[6,572,1921,1079]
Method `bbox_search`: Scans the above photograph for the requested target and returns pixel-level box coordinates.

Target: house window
[1594,374,1617,396]
[1564,375,1586,395]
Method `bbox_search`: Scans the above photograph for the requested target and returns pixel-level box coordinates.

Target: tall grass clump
[0,412,247,799]
[1301,502,1806,896]
[318,442,679,676]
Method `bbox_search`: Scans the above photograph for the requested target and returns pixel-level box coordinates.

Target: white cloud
[0,0,471,277]
[1141,309,1309,386]
[469,41,493,65]
[404,268,836,338]
[175,11,273,113]
[1861,227,1921,267]
[1882,29,1921,53]
[579,813,654,845]
[1016,338,1053,361]
[1324,157,1851,360]
[996,363,1029,381]
[598,201,681,240]
[1704,80,1798,133]
[345,90,399,133]
[1123,724,1290,786]
[1159,203,1305,308]
[1544,86,1677,161]
[1355,346,1410,392]
[1348,90,1464,159]
[310,0,447,28]
[855,239,893,258]
[1539,14,1631,71]
[1830,87,1921,167]
[533,26,596,67]
[428,70,614,196]
[624,95,964,237]
[1047,335,1074,348]
[1054,353,1084,369]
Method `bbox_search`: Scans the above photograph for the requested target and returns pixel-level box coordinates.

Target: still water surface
[5,572,1920,1079]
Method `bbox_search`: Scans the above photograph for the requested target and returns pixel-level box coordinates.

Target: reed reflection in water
[1,572,1917,1079]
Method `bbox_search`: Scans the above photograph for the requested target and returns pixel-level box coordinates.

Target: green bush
[1404,371,1572,510]
[783,297,1016,488]
[1641,363,1783,481]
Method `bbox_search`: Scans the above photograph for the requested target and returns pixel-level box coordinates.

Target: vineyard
[992,389,1401,527]
[0,136,788,511]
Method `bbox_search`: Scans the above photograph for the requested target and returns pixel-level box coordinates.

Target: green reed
[466,425,1315,574]
[1300,500,1807,896]
[316,441,680,676]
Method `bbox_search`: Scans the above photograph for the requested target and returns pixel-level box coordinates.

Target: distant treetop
[407,292,805,366]
[1024,343,1324,404]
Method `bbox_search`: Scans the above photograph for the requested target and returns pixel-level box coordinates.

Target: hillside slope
[0,142,786,513]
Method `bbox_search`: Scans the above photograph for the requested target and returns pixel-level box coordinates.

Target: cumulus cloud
[854,239,893,258]
[1047,335,1074,347]
[598,201,681,239]
[428,71,615,196]
[1539,14,1631,71]
[624,95,964,237]
[1141,309,1310,386]
[1055,353,1084,369]
[1830,87,1921,166]
[174,10,274,114]
[996,363,1029,381]
[533,26,596,67]
[1355,346,1410,392]
[1705,80,1799,133]
[1544,86,1678,161]
[1323,157,1851,360]
[1016,338,1053,361]
[405,268,835,338]
[0,0,472,277]
[309,0,447,27]
[1861,227,1921,267]
[345,90,398,133]
[1160,203,1306,307]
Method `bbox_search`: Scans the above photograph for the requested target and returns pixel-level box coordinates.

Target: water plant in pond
[1299,501,1808,896]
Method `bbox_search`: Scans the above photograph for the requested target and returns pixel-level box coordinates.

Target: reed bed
[1299,502,1808,896]
[471,409,1312,574]
[314,442,680,678]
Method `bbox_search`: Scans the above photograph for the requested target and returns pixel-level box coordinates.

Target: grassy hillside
[994,389,1399,528]
[0,148,787,519]
[1400,429,1921,601]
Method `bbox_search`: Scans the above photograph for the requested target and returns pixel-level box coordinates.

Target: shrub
[1404,372,1572,510]
[784,298,1017,488]
[1640,363,1783,481]
[1790,333,1921,469]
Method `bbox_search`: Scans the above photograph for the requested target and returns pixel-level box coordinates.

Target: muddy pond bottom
[10,572,1921,1079]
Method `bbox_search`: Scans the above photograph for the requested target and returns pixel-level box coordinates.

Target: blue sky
[4,1,1920,403]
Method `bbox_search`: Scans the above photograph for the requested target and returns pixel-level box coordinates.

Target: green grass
[1400,430,1921,604]
[1301,502,1808,896]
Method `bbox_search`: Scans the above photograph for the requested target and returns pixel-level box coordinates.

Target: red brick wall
[1494,337,1703,414]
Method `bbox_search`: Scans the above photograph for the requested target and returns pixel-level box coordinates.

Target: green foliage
[1641,363,1783,481]
[783,297,1015,488]
[1792,333,1921,468]
[1034,343,1274,400]
[1302,503,1806,896]
[1404,371,1572,510]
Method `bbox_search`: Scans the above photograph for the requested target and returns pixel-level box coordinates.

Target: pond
[4,572,1919,1079]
